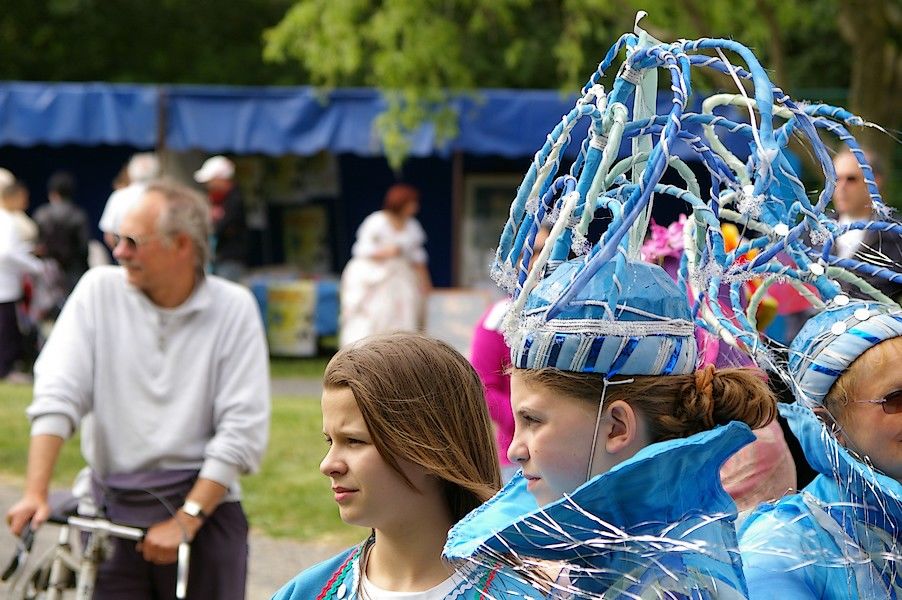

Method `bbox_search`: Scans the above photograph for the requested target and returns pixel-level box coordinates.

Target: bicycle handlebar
[0,523,34,582]
[67,515,144,542]
[176,541,190,599]
[67,516,190,599]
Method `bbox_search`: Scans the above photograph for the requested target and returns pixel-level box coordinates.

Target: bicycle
[3,497,191,600]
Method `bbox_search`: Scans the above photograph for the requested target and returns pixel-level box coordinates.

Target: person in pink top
[470,228,549,481]
[470,299,516,480]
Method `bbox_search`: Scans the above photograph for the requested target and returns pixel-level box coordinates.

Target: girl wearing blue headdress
[739,300,902,599]
[444,249,778,598]
[271,333,537,600]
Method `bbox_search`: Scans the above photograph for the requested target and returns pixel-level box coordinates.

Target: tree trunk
[836,0,900,202]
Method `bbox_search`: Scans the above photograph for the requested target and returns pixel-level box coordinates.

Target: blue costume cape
[739,402,901,599]
[272,547,355,600]
[271,541,544,600]
[445,422,755,599]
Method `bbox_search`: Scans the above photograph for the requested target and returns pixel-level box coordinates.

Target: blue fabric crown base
[512,259,697,376]
[788,300,902,406]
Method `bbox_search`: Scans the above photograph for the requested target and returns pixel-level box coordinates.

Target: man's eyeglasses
[837,175,861,184]
[112,233,158,251]
[854,390,902,414]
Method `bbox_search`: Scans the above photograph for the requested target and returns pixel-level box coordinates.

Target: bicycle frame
[68,516,144,600]
[5,515,190,600]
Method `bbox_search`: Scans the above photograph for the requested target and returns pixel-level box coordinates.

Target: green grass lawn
[0,382,364,546]
[269,356,331,380]
[269,338,337,380]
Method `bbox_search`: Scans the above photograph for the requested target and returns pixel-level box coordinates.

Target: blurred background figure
[99,152,160,249]
[111,163,130,191]
[2,178,54,370]
[1,180,37,245]
[339,183,431,348]
[194,155,248,282]
[34,171,89,299]
[831,148,902,301]
[0,177,42,380]
[470,226,548,482]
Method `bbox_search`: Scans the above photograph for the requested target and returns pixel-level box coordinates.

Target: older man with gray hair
[6,179,271,599]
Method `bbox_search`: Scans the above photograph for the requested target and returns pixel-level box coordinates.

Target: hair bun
[707,367,775,432]
[695,364,715,402]
[690,364,717,429]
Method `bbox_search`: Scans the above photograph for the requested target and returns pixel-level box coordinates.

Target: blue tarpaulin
[165,86,598,158]
[164,86,749,161]
[0,82,158,148]
[0,82,750,161]
[166,86,392,156]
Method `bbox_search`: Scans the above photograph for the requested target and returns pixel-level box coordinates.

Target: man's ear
[604,400,640,455]
[175,232,193,254]
[812,405,847,446]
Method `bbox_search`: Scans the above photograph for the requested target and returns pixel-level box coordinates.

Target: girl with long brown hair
[272,333,535,599]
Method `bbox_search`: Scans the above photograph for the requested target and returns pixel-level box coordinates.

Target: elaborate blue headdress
[492,15,711,377]
[788,301,902,407]
[492,3,902,382]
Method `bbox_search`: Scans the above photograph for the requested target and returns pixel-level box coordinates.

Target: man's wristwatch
[180,500,207,521]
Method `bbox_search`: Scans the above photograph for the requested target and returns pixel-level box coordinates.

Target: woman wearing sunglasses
[740,300,902,599]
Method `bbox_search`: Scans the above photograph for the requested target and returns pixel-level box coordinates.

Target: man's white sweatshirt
[28,267,271,498]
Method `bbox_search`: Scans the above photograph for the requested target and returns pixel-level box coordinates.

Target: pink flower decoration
[640,214,687,263]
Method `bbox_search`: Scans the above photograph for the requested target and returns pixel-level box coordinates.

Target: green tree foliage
[0,1,895,179]
[0,0,303,85]
[266,0,898,175]
[264,0,569,166]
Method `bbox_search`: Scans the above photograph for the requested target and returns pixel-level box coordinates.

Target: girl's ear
[603,400,640,455]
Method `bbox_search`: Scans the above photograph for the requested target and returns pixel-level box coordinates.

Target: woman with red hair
[339,184,432,347]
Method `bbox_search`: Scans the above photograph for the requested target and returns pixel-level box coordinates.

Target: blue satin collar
[779,402,901,530]
[445,422,754,562]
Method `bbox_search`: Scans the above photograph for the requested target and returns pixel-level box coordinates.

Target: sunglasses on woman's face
[854,390,902,414]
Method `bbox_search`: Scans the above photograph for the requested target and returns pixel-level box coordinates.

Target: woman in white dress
[339,184,432,347]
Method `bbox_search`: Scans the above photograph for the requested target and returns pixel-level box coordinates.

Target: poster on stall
[425,289,497,358]
[267,280,317,357]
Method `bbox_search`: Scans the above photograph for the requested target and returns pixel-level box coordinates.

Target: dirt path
[0,478,344,599]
